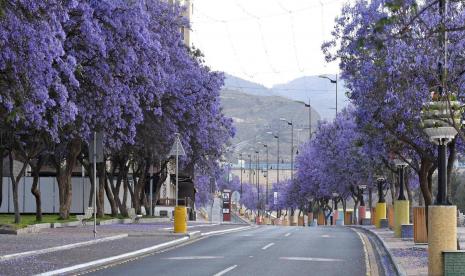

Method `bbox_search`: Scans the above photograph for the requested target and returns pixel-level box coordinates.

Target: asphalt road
[88,226,366,276]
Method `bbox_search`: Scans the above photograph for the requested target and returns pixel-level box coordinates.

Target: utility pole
[239,153,243,195]
[277,135,279,185]
[256,150,260,213]
[248,154,252,184]
[280,118,294,180]
[305,98,312,140]
[290,121,294,180]
[265,144,269,206]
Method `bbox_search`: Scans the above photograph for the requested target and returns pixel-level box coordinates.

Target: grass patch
[0,214,77,229]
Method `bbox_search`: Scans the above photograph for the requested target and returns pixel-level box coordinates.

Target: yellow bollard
[375,202,387,228]
[174,206,187,233]
[394,200,409,238]
[428,205,457,276]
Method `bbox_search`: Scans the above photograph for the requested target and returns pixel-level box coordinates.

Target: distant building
[168,0,192,46]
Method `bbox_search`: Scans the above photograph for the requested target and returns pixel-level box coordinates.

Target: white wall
[0,177,117,214]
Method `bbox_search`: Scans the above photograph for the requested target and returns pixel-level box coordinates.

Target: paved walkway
[362,225,465,276]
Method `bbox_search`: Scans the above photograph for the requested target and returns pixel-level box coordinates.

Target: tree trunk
[368,187,373,214]
[31,156,44,221]
[122,171,129,215]
[87,170,94,208]
[447,139,456,203]
[9,151,29,224]
[107,159,128,217]
[97,163,105,217]
[389,172,396,204]
[104,177,118,217]
[0,152,3,209]
[405,173,413,223]
[418,158,434,233]
[127,174,136,209]
[352,196,359,225]
[56,139,81,220]
[133,161,149,214]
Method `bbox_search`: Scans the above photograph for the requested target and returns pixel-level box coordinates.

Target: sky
[191,0,349,88]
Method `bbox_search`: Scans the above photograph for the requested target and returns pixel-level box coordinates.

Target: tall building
[168,0,192,46]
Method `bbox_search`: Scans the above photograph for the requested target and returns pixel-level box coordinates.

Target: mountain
[220,89,320,163]
[272,76,348,121]
[223,73,277,97]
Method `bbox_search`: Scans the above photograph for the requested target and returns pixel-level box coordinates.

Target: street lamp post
[280,118,294,180]
[318,74,338,116]
[420,2,461,273]
[304,98,312,140]
[267,132,280,185]
[375,176,387,228]
[392,159,410,238]
[239,153,243,195]
[263,144,269,206]
[255,150,260,213]
[358,184,367,225]
[248,154,252,184]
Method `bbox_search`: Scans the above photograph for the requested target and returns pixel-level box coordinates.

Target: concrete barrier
[394,200,409,238]
[317,212,325,225]
[344,211,353,225]
[428,205,457,276]
[401,224,413,240]
[413,207,427,244]
[375,202,387,228]
[387,204,395,229]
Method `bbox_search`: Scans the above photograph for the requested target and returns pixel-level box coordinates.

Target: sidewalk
[0,222,250,275]
[359,225,465,276]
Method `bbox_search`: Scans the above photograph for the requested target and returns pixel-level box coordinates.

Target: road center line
[280,257,343,262]
[285,233,291,237]
[163,256,224,260]
[262,243,275,250]
[213,265,238,276]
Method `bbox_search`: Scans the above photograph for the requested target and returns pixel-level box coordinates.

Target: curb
[350,226,407,276]
[0,234,128,262]
[36,226,253,275]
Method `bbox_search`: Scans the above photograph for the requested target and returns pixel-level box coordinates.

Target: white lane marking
[321,234,330,238]
[201,226,252,236]
[213,265,238,276]
[285,232,291,237]
[262,243,275,250]
[280,257,343,262]
[163,256,224,260]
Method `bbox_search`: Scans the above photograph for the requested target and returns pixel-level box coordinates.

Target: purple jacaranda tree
[241,182,258,213]
[296,108,381,222]
[0,0,78,223]
[322,0,465,211]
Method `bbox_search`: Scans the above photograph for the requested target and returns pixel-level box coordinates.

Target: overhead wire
[275,0,305,73]
[233,0,280,74]
[192,0,346,85]
[224,85,336,93]
[193,9,256,79]
[190,0,345,24]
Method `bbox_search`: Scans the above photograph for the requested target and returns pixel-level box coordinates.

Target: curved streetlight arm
[318,75,337,83]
